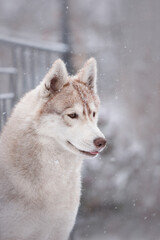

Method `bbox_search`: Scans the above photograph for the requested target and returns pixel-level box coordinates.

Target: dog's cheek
[62,115,73,127]
[95,114,99,124]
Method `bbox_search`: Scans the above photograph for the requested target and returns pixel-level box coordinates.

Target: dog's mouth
[67,141,99,157]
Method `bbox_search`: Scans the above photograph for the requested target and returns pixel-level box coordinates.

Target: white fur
[0,58,105,240]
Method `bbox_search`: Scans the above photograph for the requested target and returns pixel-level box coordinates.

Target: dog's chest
[36,154,82,222]
[42,160,82,210]
[32,159,82,239]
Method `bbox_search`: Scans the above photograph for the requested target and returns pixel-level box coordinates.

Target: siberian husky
[0,58,106,240]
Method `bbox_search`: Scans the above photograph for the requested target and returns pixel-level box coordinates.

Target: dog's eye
[93,112,96,117]
[68,113,78,119]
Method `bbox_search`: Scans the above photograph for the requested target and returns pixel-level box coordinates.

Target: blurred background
[0,0,160,239]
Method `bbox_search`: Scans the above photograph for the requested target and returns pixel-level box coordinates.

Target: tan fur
[0,58,106,240]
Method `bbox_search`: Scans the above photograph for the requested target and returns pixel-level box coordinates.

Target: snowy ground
[70,209,160,240]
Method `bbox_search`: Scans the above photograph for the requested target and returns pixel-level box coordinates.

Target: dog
[0,58,106,240]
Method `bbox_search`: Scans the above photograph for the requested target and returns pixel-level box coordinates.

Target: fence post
[61,0,73,74]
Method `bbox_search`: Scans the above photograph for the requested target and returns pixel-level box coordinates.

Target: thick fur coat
[0,58,106,240]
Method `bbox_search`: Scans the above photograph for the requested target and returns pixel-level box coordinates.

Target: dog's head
[37,58,106,158]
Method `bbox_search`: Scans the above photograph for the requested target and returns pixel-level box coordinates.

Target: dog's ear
[78,58,97,93]
[40,59,68,97]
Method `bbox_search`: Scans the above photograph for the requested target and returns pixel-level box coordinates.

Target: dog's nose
[94,137,107,149]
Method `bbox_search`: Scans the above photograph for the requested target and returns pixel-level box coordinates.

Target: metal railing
[0,36,69,131]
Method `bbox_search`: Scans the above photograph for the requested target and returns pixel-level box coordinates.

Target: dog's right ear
[40,59,68,98]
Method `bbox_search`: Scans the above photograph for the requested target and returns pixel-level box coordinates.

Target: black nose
[94,137,107,148]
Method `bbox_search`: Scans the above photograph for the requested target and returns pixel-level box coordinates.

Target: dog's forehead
[72,103,83,113]
[73,80,99,103]
[42,80,99,115]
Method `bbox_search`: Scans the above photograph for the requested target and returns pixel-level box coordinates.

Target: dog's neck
[1,125,83,202]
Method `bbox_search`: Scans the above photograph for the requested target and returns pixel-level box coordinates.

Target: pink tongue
[90,151,99,155]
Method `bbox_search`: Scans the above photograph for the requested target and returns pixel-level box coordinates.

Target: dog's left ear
[78,58,97,93]
[40,59,68,97]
